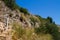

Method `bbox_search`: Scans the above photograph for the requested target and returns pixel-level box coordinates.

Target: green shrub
[2,0,19,10]
[34,16,59,40]
[45,22,59,40]
[35,15,42,20]
[58,32,60,40]
[19,7,30,15]
[34,24,48,34]
[47,17,53,23]
[35,15,47,24]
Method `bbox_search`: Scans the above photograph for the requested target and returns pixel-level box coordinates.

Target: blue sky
[16,0,60,25]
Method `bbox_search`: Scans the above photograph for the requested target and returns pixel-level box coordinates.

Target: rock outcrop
[0,0,41,40]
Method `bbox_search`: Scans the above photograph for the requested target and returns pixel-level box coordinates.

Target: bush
[34,17,59,40]
[2,0,19,10]
[34,24,48,34]
[45,23,59,40]
[35,15,42,20]
[58,32,60,40]
[19,7,30,15]
[47,17,53,23]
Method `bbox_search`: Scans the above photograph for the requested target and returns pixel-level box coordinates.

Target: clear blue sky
[16,0,60,25]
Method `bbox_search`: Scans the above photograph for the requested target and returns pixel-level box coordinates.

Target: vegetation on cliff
[1,0,60,40]
[2,0,30,15]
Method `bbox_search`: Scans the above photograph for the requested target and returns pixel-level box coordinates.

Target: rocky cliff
[0,0,59,40]
[0,0,41,40]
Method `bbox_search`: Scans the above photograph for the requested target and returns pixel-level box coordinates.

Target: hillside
[58,25,60,32]
[0,0,60,40]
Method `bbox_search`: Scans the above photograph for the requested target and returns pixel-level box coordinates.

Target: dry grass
[12,22,53,40]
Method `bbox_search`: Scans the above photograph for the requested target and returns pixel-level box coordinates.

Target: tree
[47,16,53,23]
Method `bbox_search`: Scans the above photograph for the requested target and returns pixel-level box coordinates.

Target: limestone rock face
[0,22,12,40]
[0,1,14,40]
[0,0,41,40]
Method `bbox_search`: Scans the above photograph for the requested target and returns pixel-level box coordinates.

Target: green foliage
[19,7,30,15]
[35,23,59,40]
[45,23,58,34]
[35,25,48,34]
[2,0,59,40]
[35,15,45,21]
[58,32,60,40]
[45,23,59,40]
[34,16,59,40]
[35,15,42,19]
[47,16,53,23]
[35,15,47,24]
[45,19,59,40]
[2,0,18,10]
